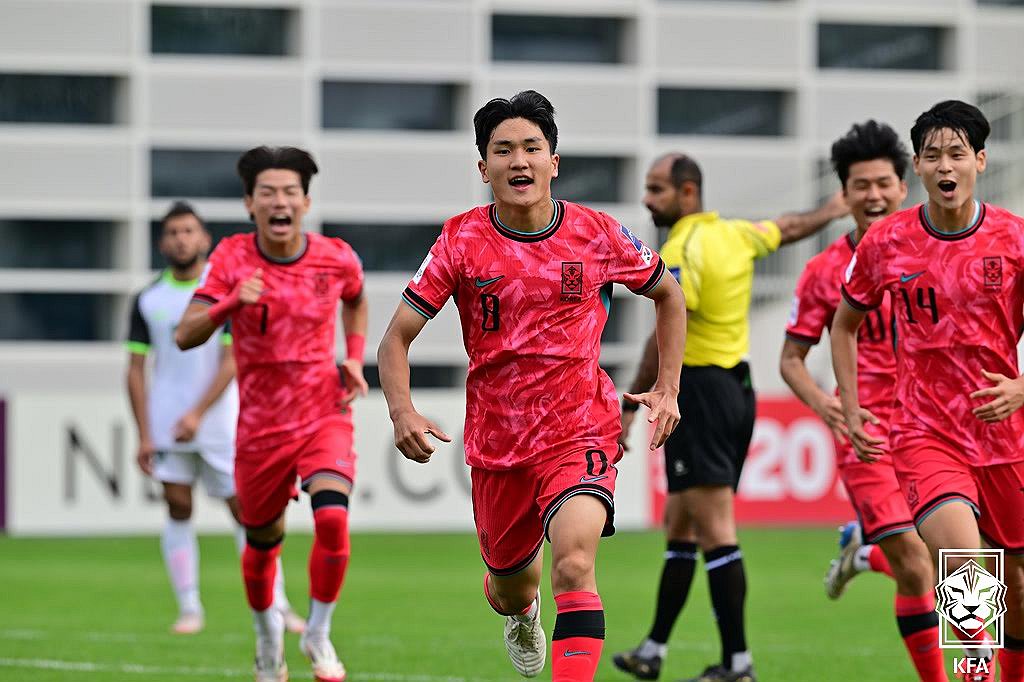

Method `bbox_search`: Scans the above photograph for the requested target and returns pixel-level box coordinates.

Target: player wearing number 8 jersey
[378,90,686,681]
[177,146,368,682]
[833,100,1024,680]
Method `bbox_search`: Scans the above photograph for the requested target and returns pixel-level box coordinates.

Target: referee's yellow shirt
[660,211,781,368]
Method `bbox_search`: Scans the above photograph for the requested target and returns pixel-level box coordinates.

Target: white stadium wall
[1,0,1024,534]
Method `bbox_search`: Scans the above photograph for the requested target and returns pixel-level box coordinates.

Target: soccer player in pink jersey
[833,100,1024,682]
[781,121,966,681]
[378,90,686,681]
[176,146,368,682]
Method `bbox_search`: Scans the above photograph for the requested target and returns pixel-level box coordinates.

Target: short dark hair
[830,120,909,186]
[473,90,558,159]
[161,200,204,230]
[666,154,703,191]
[910,100,990,155]
[236,146,319,195]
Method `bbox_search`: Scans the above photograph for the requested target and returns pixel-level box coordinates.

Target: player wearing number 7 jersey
[378,90,686,682]
[833,100,1024,681]
[176,146,368,682]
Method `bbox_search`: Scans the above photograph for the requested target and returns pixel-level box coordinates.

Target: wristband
[622,398,640,413]
[345,333,366,363]
[207,290,240,327]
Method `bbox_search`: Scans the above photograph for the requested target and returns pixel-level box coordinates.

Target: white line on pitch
[0,657,499,681]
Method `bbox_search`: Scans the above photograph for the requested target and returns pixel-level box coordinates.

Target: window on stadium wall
[0,220,117,269]
[322,224,442,272]
[322,82,460,131]
[151,149,245,198]
[818,24,949,70]
[150,6,295,56]
[658,88,790,136]
[553,157,626,204]
[363,365,463,390]
[491,15,628,63]
[149,221,253,270]
[978,92,1024,142]
[0,74,121,124]
[0,293,117,341]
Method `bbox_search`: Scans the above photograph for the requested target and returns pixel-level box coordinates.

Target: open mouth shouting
[863,205,887,222]
[937,179,957,200]
[509,175,534,192]
[268,213,293,235]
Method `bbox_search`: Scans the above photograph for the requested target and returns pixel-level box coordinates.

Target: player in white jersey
[126,202,304,634]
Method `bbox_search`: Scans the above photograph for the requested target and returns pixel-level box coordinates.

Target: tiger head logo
[936,559,1006,637]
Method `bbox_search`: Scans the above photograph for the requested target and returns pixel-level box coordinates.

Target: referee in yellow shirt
[613,154,847,682]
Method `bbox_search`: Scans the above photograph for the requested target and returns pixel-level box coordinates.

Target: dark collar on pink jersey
[918,201,986,241]
[489,199,565,242]
[254,232,308,264]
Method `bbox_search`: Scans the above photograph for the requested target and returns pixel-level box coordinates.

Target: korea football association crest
[983,256,1002,290]
[313,272,330,298]
[936,548,1006,678]
[561,261,584,303]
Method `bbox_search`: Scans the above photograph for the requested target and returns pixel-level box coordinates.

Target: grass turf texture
[0,529,955,681]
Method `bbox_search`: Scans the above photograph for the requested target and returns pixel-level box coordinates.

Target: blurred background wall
[1,0,1022,533]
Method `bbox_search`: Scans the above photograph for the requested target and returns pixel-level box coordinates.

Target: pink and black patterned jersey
[193,232,363,451]
[404,200,665,470]
[786,233,896,465]
[842,203,1024,466]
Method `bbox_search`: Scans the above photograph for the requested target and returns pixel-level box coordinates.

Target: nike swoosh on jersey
[563,650,591,657]
[579,475,608,484]
[474,275,505,288]
[900,271,926,283]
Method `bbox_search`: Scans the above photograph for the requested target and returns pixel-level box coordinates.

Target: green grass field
[0,528,955,681]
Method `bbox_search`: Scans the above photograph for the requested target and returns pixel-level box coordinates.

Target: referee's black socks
[705,544,750,672]
[647,540,699,646]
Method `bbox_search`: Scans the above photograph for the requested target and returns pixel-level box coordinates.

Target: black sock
[646,540,699,644]
[705,544,747,670]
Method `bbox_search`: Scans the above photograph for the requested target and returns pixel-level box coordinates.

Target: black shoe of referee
[612,647,662,680]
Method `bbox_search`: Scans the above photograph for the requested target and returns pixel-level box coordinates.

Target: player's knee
[245,516,286,546]
[551,550,595,593]
[164,490,193,520]
[311,490,350,553]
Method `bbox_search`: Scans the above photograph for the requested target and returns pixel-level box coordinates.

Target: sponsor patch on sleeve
[413,253,433,285]
[844,254,857,284]
[787,295,800,326]
[619,224,644,253]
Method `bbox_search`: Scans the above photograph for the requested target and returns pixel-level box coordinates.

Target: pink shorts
[838,457,915,544]
[234,414,356,528]
[471,442,622,575]
[893,432,1024,553]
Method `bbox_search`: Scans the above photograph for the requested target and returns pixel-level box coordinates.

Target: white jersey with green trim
[127,270,238,452]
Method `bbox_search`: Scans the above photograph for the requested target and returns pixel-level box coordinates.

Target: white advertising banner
[5,390,650,536]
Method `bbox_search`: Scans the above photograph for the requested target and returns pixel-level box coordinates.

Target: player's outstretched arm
[339,290,370,406]
[779,339,848,443]
[378,303,451,463]
[174,348,236,442]
[126,352,155,475]
[830,300,883,461]
[624,276,686,451]
[775,190,849,246]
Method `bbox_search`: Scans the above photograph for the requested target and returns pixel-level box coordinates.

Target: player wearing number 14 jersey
[834,101,1024,681]
[378,91,686,681]
[177,146,369,682]
[780,121,961,682]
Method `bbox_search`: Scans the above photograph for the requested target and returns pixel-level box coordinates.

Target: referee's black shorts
[663,361,756,493]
